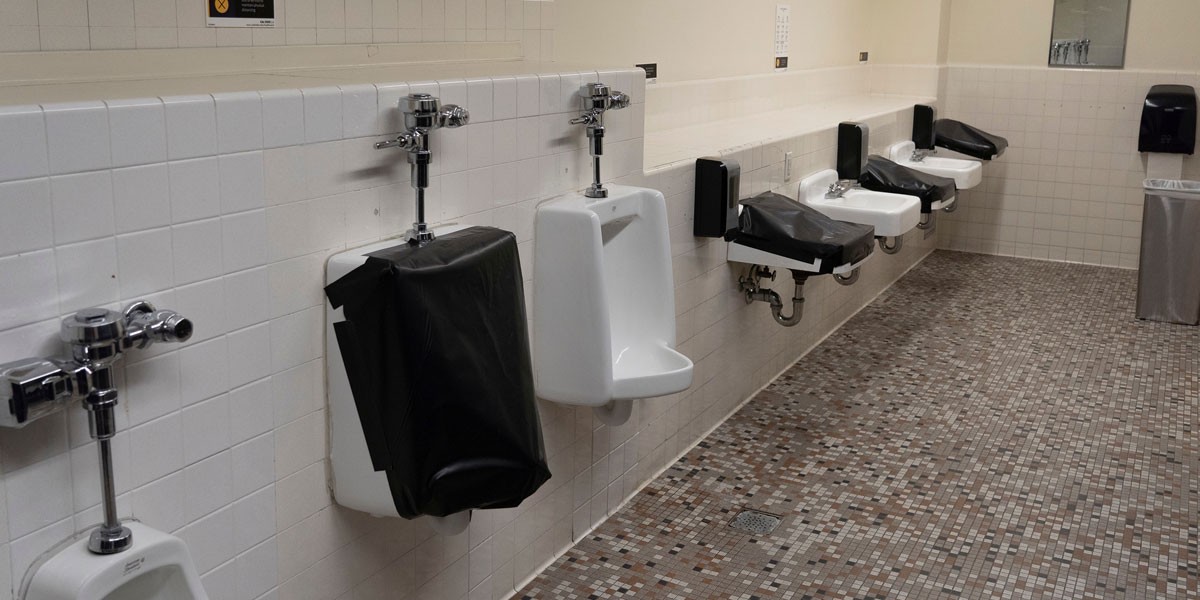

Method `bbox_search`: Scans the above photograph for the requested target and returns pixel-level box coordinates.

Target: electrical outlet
[859,51,869,63]
[784,151,793,181]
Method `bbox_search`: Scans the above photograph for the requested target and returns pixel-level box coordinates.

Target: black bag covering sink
[324,226,551,519]
[726,192,875,273]
[859,155,957,214]
[933,119,1009,160]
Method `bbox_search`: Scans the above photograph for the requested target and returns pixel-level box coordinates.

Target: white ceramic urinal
[325,224,474,535]
[22,522,208,600]
[533,185,694,426]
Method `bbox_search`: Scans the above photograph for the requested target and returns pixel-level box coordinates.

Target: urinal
[325,224,476,535]
[22,522,208,600]
[533,185,694,426]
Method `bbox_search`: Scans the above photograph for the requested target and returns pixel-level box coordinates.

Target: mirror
[1049,0,1131,68]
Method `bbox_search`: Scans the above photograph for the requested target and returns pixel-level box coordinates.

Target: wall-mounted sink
[888,141,983,191]
[798,169,921,238]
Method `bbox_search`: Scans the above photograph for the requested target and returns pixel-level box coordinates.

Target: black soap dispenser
[913,105,937,151]
[1138,85,1197,155]
[837,122,870,181]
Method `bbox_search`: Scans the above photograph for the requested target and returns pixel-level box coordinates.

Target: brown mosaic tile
[517,251,1200,599]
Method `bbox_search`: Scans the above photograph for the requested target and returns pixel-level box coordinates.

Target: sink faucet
[0,301,193,554]
[826,179,857,199]
[375,94,470,246]
[910,148,936,163]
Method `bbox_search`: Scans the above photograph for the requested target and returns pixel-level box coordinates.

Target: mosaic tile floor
[518,251,1199,599]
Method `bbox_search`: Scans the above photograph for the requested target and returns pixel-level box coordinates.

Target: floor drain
[728,509,782,535]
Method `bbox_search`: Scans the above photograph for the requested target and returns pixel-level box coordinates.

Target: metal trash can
[1137,179,1200,325]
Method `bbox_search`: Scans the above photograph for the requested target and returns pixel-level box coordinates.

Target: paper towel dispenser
[1139,84,1197,155]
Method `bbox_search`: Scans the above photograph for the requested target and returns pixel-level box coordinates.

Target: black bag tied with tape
[324,226,550,519]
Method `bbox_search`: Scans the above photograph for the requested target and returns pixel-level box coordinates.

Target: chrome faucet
[910,148,936,163]
[375,94,470,246]
[0,301,193,554]
[570,83,631,199]
[826,179,857,199]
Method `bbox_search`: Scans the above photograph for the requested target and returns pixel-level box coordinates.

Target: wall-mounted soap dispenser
[836,122,870,182]
[912,105,937,154]
[1139,85,1197,155]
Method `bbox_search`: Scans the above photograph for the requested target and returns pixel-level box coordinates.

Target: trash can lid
[1144,179,1200,194]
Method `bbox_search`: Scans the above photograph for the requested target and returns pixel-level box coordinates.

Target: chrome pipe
[834,269,860,286]
[879,236,903,254]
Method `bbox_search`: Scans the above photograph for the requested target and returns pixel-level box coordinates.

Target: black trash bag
[859,155,957,214]
[934,119,1009,160]
[324,226,551,519]
[726,192,875,273]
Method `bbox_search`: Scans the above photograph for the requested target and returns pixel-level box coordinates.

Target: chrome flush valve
[0,301,192,555]
[375,94,470,246]
[570,83,632,199]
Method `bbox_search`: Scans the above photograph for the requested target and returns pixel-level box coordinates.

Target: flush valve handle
[437,105,470,129]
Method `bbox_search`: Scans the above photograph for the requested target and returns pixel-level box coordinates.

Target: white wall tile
[219,151,266,214]
[340,84,379,138]
[125,351,181,425]
[55,237,119,311]
[50,171,115,244]
[179,335,229,407]
[113,163,171,233]
[178,504,235,573]
[236,537,278,599]
[43,102,111,174]
[169,157,221,223]
[172,218,223,285]
[6,454,72,539]
[229,381,273,445]
[0,105,48,182]
[163,95,218,160]
[223,266,270,331]
[215,92,264,155]
[0,178,54,256]
[116,227,173,298]
[184,450,233,521]
[129,413,184,487]
[231,430,274,499]
[302,87,343,144]
[261,89,306,149]
[182,394,231,465]
[222,210,268,272]
[131,470,185,532]
[227,322,272,388]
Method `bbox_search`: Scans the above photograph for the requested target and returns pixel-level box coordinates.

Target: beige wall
[554,0,875,83]
[867,0,952,65]
[947,0,1200,69]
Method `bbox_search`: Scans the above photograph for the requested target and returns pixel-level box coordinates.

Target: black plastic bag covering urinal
[859,155,957,214]
[727,192,876,272]
[933,119,1009,160]
[324,226,551,519]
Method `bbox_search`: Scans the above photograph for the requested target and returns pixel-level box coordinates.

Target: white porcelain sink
[889,141,983,190]
[798,169,922,238]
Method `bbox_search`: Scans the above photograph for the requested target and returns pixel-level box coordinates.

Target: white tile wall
[0,0,556,59]
[939,65,1200,268]
[0,64,935,600]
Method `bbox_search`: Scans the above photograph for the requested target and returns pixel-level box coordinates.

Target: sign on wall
[207,0,275,28]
